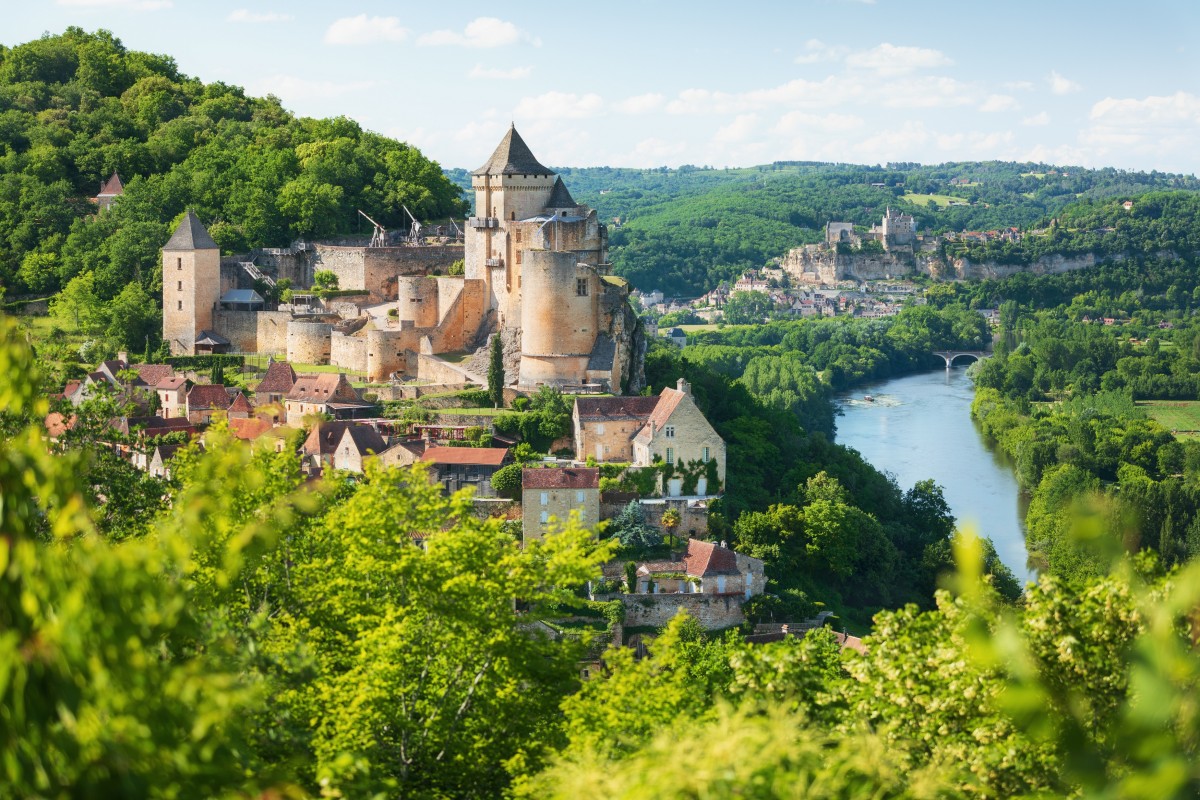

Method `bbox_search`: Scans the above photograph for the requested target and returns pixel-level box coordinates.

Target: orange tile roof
[422,446,510,466]
[522,467,599,490]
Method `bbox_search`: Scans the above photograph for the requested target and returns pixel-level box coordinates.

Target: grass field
[1140,401,1200,438]
[675,323,720,333]
[901,191,970,208]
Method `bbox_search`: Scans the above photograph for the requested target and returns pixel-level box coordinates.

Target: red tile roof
[97,171,123,196]
[303,421,358,455]
[229,417,274,440]
[157,375,187,391]
[522,467,599,490]
[287,373,356,403]
[132,364,175,387]
[683,538,739,576]
[422,446,510,466]
[228,392,254,414]
[255,360,298,394]
[574,395,660,422]
[339,425,387,457]
[187,384,232,410]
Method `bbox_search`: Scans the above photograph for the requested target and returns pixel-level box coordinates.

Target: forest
[0,29,465,314]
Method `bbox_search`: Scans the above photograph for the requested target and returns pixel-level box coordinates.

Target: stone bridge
[933,350,991,369]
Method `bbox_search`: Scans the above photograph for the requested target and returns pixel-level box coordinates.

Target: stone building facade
[162,211,221,355]
[522,467,600,544]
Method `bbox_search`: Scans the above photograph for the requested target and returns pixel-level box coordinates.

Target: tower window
[510,211,515,220]
[177,281,182,291]
[177,301,182,311]
[576,278,589,297]
[177,257,182,270]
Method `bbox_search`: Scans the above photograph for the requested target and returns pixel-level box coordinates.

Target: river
[834,367,1033,582]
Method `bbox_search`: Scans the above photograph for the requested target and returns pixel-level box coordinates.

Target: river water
[834,367,1033,582]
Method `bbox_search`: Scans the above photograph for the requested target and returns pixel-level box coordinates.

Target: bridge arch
[933,350,990,369]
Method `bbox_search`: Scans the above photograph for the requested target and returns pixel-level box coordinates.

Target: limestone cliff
[781,243,1107,284]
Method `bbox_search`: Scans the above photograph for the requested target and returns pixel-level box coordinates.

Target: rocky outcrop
[782,242,1109,284]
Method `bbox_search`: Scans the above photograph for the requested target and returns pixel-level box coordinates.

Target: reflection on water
[835,368,1033,582]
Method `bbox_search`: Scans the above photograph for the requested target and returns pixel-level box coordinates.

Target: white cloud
[468,65,532,80]
[794,39,848,64]
[616,93,665,114]
[1089,91,1200,127]
[227,9,292,23]
[513,91,604,119]
[57,0,171,9]
[250,74,377,100]
[714,114,759,143]
[845,43,952,74]
[877,76,977,109]
[772,111,864,135]
[1022,111,1050,126]
[419,17,536,48]
[324,15,409,45]
[1048,70,1081,95]
[979,94,1019,112]
[1004,80,1035,91]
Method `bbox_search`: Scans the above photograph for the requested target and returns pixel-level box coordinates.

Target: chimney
[676,377,690,395]
[118,350,129,365]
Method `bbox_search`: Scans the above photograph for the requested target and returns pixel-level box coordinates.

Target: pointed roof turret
[164,210,219,251]
[544,176,577,209]
[98,171,124,197]
[472,124,555,177]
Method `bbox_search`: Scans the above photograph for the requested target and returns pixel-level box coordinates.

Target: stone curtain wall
[622,593,745,631]
[310,244,463,303]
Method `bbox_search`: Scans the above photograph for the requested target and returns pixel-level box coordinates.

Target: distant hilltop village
[162,126,646,393]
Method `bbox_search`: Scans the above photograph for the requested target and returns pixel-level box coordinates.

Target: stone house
[156,375,188,419]
[227,392,254,419]
[377,440,426,468]
[331,424,389,473]
[284,373,361,426]
[254,360,298,405]
[301,420,364,472]
[635,538,765,599]
[421,446,511,496]
[522,467,600,544]
[148,443,183,480]
[573,395,660,463]
[185,384,233,425]
[632,378,725,496]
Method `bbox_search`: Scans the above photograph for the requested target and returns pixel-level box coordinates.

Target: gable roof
[287,373,355,403]
[472,124,554,177]
[633,386,687,445]
[421,446,509,466]
[229,417,274,441]
[255,360,298,394]
[228,392,254,414]
[303,420,357,455]
[574,395,660,423]
[338,425,388,457]
[522,467,599,490]
[683,538,739,576]
[132,363,175,387]
[163,210,219,251]
[157,375,188,391]
[545,176,577,209]
[187,383,232,410]
[97,171,124,196]
[194,330,231,347]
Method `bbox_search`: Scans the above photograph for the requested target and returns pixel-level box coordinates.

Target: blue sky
[7,0,1200,173]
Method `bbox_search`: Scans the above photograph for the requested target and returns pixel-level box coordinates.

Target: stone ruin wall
[622,593,745,631]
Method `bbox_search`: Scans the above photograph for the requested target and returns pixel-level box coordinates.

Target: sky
[6,0,1200,174]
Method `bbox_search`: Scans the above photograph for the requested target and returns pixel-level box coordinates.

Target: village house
[148,443,183,480]
[284,373,364,426]
[421,446,511,496]
[572,395,661,463]
[522,466,600,544]
[331,425,388,473]
[635,538,765,599]
[254,360,298,405]
[633,379,725,496]
[156,375,188,418]
[185,383,232,425]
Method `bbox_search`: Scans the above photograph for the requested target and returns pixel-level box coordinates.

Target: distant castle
[162,126,644,393]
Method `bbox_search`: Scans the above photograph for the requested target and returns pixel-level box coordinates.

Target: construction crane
[401,205,423,244]
[357,209,388,247]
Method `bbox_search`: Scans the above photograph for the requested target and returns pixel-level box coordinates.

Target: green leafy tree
[490,462,523,499]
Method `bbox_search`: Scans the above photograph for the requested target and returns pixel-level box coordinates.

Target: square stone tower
[162,210,221,355]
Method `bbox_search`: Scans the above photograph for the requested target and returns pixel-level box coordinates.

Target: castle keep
[163,126,643,393]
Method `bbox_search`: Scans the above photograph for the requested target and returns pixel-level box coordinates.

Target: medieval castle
[162,126,645,393]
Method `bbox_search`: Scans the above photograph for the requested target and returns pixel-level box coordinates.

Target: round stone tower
[519,250,598,386]
[395,276,439,328]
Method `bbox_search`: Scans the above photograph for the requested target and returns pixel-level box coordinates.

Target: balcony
[468,217,499,229]
[485,257,505,268]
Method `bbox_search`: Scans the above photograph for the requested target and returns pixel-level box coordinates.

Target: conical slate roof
[98,171,123,196]
[544,176,577,209]
[164,210,219,251]
[472,124,554,176]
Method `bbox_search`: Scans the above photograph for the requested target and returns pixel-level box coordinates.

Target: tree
[722,290,775,325]
[661,507,681,546]
[49,270,103,332]
[490,462,523,499]
[487,334,505,408]
[312,269,339,291]
[105,281,159,351]
[609,500,662,550]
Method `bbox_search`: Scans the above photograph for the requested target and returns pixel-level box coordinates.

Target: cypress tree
[488,334,504,408]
